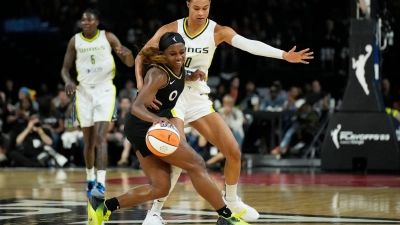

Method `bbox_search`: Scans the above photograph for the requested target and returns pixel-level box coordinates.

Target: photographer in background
[8,114,53,167]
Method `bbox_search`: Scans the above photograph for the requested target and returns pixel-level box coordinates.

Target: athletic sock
[216,205,232,218]
[86,167,95,181]
[97,170,106,186]
[225,183,238,202]
[105,197,120,212]
[150,199,164,214]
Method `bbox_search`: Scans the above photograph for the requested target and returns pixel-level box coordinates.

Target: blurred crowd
[1,0,399,169]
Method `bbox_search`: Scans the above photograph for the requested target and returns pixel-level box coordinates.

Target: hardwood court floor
[0,167,399,224]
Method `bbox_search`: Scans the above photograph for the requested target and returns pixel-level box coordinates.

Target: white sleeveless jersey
[75,30,115,85]
[177,18,217,94]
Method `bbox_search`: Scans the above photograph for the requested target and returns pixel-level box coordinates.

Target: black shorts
[124,113,154,158]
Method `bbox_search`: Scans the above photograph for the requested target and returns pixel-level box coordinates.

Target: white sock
[86,167,95,181]
[97,170,106,186]
[150,166,182,214]
[225,183,238,202]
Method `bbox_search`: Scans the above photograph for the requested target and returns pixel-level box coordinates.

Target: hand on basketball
[283,46,314,64]
[186,69,206,81]
[152,117,170,126]
[115,46,132,56]
[65,82,77,95]
[148,98,162,110]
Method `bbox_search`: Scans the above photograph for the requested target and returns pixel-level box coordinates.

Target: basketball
[146,123,180,156]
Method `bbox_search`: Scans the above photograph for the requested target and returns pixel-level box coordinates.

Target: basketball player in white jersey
[135,0,313,223]
[61,8,134,198]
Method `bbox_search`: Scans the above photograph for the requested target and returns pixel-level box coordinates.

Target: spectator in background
[6,96,38,142]
[54,89,72,116]
[118,79,138,103]
[186,127,211,162]
[271,87,305,155]
[260,84,285,111]
[3,79,18,105]
[12,87,39,112]
[305,80,330,113]
[39,96,64,150]
[7,114,53,167]
[320,19,339,70]
[110,96,134,167]
[213,83,227,110]
[229,76,241,105]
[61,102,83,167]
[274,80,287,99]
[381,78,395,108]
[240,80,261,111]
[36,83,54,109]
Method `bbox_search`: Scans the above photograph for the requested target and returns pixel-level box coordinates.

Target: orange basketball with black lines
[146,123,180,156]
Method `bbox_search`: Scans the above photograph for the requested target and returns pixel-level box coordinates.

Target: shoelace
[153,213,167,224]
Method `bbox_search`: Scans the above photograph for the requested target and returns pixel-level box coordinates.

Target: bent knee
[221,142,242,161]
[149,179,171,198]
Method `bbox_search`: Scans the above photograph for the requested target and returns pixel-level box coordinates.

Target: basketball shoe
[142,210,166,225]
[216,212,250,225]
[222,191,259,221]
[87,190,111,225]
[94,182,106,195]
[86,179,96,198]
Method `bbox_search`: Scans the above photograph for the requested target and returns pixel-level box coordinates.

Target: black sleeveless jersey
[144,63,185,117]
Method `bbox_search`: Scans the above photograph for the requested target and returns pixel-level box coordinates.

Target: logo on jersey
[87,67,103,73]
[78,45,106,53]
[186,47,209,54]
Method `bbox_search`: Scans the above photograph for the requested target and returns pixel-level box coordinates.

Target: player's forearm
[134,55,145,89]
[131,105,158,123]
[231,34,284,59]
[123,54,135,67]
[61,69,73,84]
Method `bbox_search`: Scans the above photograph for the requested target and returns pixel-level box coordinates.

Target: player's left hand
[283,46,314,64]
[115,46,132,56]
[186,69,206,81]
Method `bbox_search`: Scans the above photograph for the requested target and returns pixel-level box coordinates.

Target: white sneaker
[142,210,166,225]
[222,191,259,221]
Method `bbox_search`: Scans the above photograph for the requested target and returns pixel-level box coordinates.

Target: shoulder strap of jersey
[149,64,170,89]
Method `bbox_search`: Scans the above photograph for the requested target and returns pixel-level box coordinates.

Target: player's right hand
[152,117,170,126]
[148,98,162,110]
[65,82,77,95]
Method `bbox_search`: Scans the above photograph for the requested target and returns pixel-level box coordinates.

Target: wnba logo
[352,44,372,95]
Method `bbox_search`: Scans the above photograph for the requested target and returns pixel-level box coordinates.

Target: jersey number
[90,55,95,64]
[169,90,178,101]
[184,57,192,67]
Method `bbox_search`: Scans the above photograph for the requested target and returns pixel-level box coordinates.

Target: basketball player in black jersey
[87,32,250,225]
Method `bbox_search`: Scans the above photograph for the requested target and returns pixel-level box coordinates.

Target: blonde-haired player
[61,8,134,198]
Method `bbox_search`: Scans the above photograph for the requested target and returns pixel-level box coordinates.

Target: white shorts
[74,82,117,127]
[171,85,215,125]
